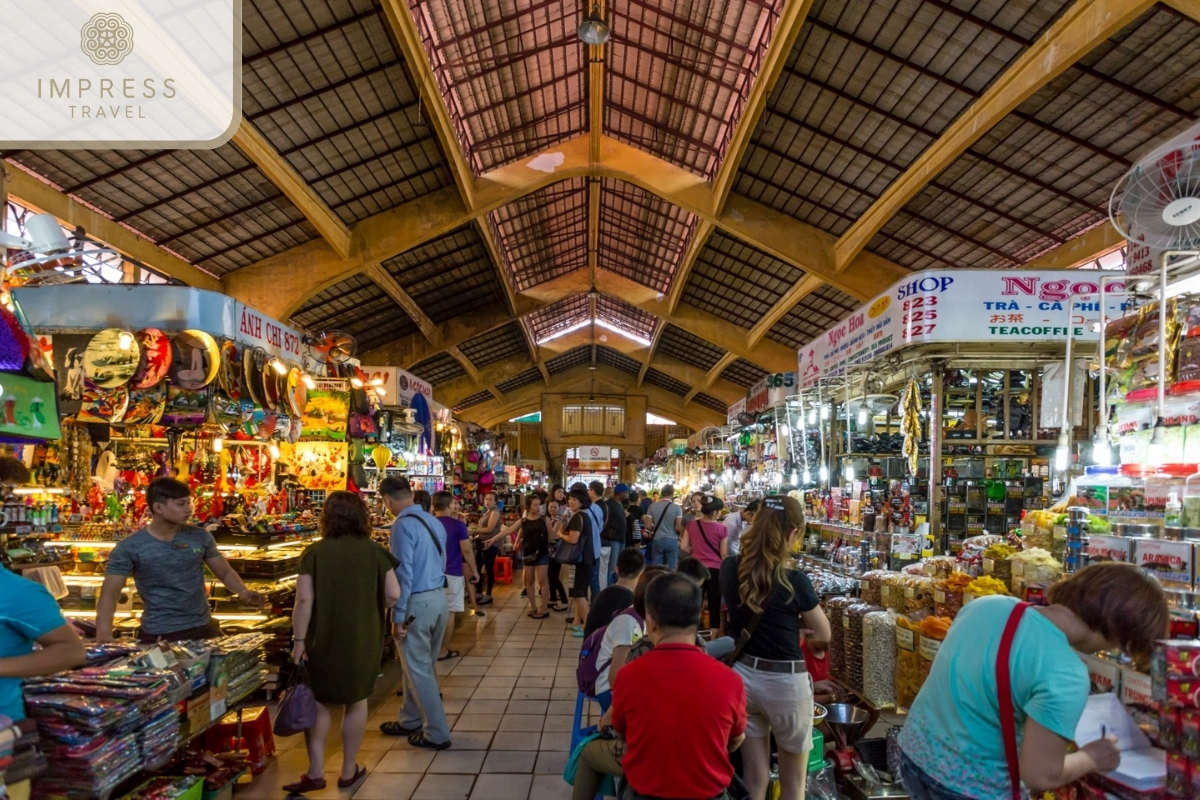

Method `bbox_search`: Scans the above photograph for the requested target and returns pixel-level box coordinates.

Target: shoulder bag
[554,513,587,565]
[274,661,317,736]
[645,503,671,544]
[998,601,1031,800]
[410,515,449,587]
[720,606,765,667]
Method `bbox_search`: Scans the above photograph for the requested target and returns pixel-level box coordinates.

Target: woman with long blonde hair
[719,495,831,800]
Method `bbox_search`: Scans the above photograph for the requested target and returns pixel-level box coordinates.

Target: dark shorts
[570,559,592,598]
[138,618,222,644]
[524,554,551,567]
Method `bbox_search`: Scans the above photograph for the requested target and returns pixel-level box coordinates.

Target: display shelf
[10,558,75,571]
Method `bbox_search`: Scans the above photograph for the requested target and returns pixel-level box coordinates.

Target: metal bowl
[813,703,828,725]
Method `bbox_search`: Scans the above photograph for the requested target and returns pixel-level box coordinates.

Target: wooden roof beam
[747,274,824,348]
[2,162,222,292]
[231,119,351,259]
[833,0,1157,271]
[223,135,910,321]
[363,263,440,344]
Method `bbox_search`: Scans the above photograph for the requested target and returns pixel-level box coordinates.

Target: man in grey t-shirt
[641,485,683,569]
[97,477,263,643]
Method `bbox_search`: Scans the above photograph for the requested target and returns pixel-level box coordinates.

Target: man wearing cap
[601,484,630,589]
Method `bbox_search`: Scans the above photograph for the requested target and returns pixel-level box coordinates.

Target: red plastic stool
[205,705,275,775]
[493,556,514,585]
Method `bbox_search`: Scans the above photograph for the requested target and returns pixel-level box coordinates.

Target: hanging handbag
[273,660,318,736]
[721,607,765,667]
[554,513,588,565]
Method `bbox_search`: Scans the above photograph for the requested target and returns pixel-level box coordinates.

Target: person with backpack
[580,566,668,712]
[641,485,682,568]
[571,572,747,800]
[584,547,644,637]
[681,495,729,636]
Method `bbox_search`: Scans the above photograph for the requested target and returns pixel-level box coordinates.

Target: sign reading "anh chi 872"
[797,269,1130,389]
[0,1,240,148]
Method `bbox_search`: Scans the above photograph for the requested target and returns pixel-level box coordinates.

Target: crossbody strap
[998,601,1032,800]
[727,608,765,665]
[411,516,445,558]
[695,521,718,554]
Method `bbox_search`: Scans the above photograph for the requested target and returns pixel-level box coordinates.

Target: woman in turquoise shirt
[897,563,1168,799]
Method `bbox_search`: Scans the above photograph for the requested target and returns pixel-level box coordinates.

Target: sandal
[551,604,569,613]
[337,765,367,789]
[437,650,460,661]
[380,721,421,737]
[282,775,326,794]
[408,731,451,750]
[572,627,586,638]
[531,612,550,619]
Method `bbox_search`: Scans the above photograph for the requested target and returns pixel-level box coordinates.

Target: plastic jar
[826,596,854,682]
[918,615,952,684]
[859,570,888,606]
[895,614,922,709]
[845,603,879,692]
[863,610,897,708]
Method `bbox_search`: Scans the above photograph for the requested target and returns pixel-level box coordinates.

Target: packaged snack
[1161,707,1181,752]
[917,616,952,684]
[859,570,888,607]
[1167,750,1189,798]
[1156,640,1200,679]
[1183,710,1200,760]
[895,614,922,709]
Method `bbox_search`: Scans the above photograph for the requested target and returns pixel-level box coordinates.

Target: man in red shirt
[572,572,747,800]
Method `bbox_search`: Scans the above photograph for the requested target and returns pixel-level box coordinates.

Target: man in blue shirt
[379,476,451,750]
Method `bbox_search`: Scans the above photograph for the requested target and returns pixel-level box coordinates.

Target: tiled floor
[238,585,595,799]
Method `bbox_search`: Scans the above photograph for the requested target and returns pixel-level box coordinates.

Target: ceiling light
[270,358,288,375]
[350,377,364,388]
[807,407,817,426]
[370,376,384,386]
[818,464,829,483]
[845,465,855,483]
[212,436,224,453]
[302,373,316,390]
[268,443,280,459]
[778,423,789,436]
[857,406,868,426]
[802,469,811,484]
[820,404,830,420]
[577,2,610,45]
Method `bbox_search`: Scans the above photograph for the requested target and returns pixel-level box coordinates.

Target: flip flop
[337,765,367,788]
[380,721,421,737]
[531,612,550,619]
[282,775,326,794]
[573,628,586,638]
[437,650,460,661]
[408,731,451,750]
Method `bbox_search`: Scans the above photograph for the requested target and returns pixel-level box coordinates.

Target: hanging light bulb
[370,376,384,386]
[807,407,817,426]
[773,472,784,486]
[778,423,789,436]
[118,331,134,351]
[577,2,610,44]
[802,468,812,484]
[212,436,224,453]
[820,404,830,420]
[845,464,855,483]
[268,442,281,459]
[1091,433,1112,467]
[302,373,316,390]
[1147,417,1167,466]
[818,464,829,482]
[350,376,365,388]
[1054,445,1069,472]
[708,472,715,481]
[270,358,288,375]
[790,471,799,486]
[857,406,868,426]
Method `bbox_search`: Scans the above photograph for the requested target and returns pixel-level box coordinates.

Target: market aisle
[237,583,590,800]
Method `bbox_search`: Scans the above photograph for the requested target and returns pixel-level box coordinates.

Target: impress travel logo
[0,0,241,148]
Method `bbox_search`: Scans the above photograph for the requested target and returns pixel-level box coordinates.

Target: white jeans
[598,546,612,591]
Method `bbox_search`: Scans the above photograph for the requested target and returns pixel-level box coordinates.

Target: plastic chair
[205,705,275,775]
[493,556,514,585]
[570,690,599,754]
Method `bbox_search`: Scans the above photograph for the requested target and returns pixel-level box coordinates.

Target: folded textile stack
[23,668,179,796]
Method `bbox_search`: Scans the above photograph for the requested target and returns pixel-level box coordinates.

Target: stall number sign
[745,373,796,414]
[0,0,240,147]
[796,270,1128,388]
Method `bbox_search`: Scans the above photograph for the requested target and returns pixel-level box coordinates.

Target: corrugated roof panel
[290,273,420,351]
[599,179,697,293]
[546,346,592,374]
[595,296,658,343]
[496,367,544,393]
[528,295,591,342]
[644,367,690,396]
[657,324,727,371]
[454,390,495,411]
[694,392,728,413]
[381,225,508,325]
[410,352,468,385]
[721,358,767,388]
[489,178,589,291]
[681,232,804,329]
[596,346,643,375]
[459,321,530,367]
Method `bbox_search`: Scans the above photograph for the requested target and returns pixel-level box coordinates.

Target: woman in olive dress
[285,491,400,794]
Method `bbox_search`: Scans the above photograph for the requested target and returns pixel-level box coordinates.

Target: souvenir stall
[0,277,344,797]
[791,269,1127,568]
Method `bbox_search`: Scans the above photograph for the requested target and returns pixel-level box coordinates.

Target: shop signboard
[300,379,350,441]
[795,270,1128,389]
[14,286,306,366]
[746,372,797,413]
[358,366,433,407]
[726,397,745,425]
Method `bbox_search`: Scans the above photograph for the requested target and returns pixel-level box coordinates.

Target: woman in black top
[545,499,570,612]
[563,485,595,638]
[491,495,551,618]
[719,494,831,800]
